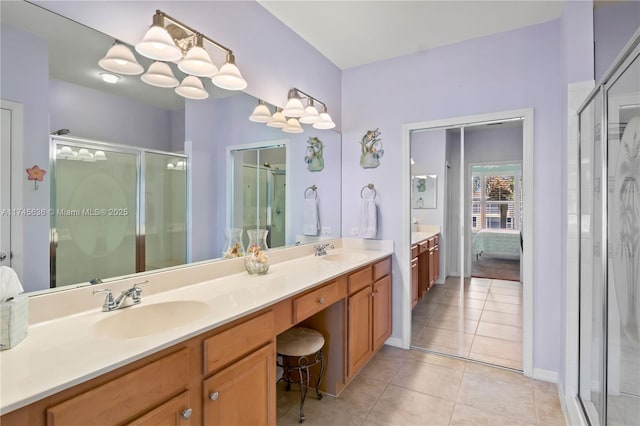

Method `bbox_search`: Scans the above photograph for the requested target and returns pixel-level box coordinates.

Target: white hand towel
[359,198,377,239]
[0,266,24,302]
[303,198,320,236]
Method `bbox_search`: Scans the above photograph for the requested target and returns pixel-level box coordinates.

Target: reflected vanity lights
[249,88,336,134]
[98,10,247,100]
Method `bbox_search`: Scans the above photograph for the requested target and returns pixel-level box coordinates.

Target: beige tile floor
[412,277,523,370]
[276,346,566,425]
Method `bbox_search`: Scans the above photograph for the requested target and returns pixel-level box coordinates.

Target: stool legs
[277,350,325,423]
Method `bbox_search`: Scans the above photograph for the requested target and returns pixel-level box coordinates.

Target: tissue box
[1,294,28,350]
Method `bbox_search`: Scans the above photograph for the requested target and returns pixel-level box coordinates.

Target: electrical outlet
[322,226,331,235]
[351,227,359,236]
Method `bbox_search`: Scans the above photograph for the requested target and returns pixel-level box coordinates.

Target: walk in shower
[578,31,639,425]
[50,136,188,287]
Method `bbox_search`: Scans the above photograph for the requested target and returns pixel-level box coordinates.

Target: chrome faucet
[93,281,147,312]
[314,243,335,256]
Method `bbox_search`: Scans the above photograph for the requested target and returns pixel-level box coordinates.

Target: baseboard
[384,336,405,349]
[532,367,558,383]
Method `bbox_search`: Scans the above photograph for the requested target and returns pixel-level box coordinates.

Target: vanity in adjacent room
[411,228,440,308]
[0,240,393,425]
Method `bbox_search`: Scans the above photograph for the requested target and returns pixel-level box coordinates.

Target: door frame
[0,100,24,281]
[401,108,534,377]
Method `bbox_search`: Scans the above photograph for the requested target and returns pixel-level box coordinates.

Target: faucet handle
[93,289,116,312]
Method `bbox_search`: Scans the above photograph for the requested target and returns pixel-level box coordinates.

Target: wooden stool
[276,327,325,423]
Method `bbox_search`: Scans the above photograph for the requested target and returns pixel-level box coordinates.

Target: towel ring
[304,185,318,199]
[360,183,376,199]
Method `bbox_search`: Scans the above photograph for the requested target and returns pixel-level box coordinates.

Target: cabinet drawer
[348,266,372,294]
[418,242,429,254]
[427,237,435,249]
[411,245,418,259]
[47,349,190,426]
[203,310,274,375]
[127,390,192,426]
[293,279,345,323]
[373,257,391,282]
[433,235,439,246]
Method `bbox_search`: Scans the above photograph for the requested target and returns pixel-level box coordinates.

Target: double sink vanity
[0,238,393,425]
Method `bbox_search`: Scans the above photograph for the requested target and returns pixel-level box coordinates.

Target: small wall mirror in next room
[411,175,437,209]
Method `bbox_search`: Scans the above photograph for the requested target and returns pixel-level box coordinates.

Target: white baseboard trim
[532,368,559,383]
[384,337,405,349]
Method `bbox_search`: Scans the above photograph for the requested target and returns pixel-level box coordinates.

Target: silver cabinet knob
[181,408,193,419]
[318,297,325,304]
[0,252,6,261]
[209,391,219,401]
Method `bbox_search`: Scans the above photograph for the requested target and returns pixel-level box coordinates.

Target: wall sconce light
[249,89,335,133]
[98,9,247,100]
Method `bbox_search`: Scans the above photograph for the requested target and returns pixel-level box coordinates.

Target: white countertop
[0,242,392,414]
[411,230,439,245]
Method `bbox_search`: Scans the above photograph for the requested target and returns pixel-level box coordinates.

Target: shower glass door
[52,142,138,287]
[144,152,188,271]
[578,35,639,426]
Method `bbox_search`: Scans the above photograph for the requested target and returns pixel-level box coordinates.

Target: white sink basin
[318,253,368,263]
[92,301,210,339]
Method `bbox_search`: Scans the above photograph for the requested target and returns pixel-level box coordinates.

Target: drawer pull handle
[209,391,220,401]
[318,297,325,304]
[182,408,193,419]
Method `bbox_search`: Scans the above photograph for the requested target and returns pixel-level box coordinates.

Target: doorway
[402,109,533,376]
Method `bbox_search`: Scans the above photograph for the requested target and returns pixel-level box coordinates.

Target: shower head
[51,129,70,136]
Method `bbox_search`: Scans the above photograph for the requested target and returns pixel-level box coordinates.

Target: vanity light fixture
[175,75,209,100]
[282,89,305,117]
[312,105,336,130]
[98,43,143,75]
[141,61,179,88]
[282,117,304,134]
[289,88,335,130]
[249,100,272,123]
[133,10,247,97]
[298,98,320,124]
[267,108,288,128]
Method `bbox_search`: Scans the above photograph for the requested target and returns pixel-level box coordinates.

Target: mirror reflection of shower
[50,136,189,288]
[229,143,287,250]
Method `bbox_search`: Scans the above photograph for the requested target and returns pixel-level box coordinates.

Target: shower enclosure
[50,136,188,287]
[578,31,639,425]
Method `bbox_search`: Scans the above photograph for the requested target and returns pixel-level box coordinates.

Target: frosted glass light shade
[141,62,179,88]
[94,150,107,161]
[178,46,218,77]
[267,110,287,128]
[175,76,209,100]
[99,44,143,75]
[249,102,272,123]
[299,104,320,124]
[212,61,247,90]
[135,26,182,61]
[313,112,336,130]
[283,118,304,134]
[282,97,304,118]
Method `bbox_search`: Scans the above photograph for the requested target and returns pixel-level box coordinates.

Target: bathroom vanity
[411,231,440,308]
[0,239,393,426]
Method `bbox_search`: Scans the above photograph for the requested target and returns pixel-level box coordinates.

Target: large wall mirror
[0,0,342,294]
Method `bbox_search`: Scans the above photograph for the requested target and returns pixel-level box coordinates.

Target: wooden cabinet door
[372,275,392,351]
[347,286,372,378]
[434,244,440,283]
[203,343,276,426]
[418,252,429,298]
[428,248,435,290]
[128,391,192,426]
[411,258,419,308]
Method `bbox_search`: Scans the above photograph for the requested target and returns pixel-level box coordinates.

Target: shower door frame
[49,135,189,288]
[576,29,640,426]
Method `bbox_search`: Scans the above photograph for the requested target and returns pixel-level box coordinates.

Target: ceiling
[257,0,565,70]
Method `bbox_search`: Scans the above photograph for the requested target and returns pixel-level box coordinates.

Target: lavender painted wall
[342,21,564,372]
[0,25,50,292]
[49,79,178,151]
[410,129,446,228]
[34,1,342,130]
[595,2,640,82]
